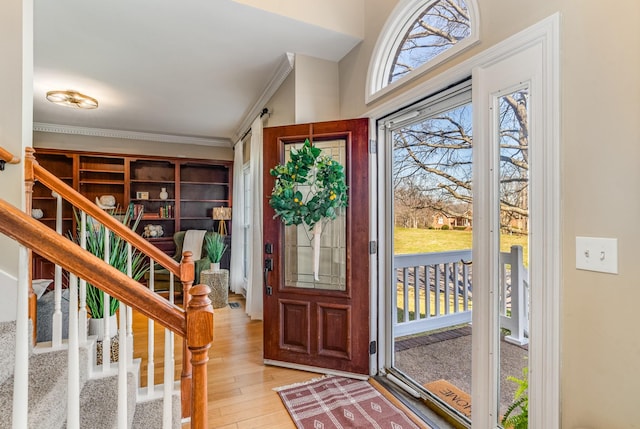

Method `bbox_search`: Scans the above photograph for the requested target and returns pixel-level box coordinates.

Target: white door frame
[368,13,560,428]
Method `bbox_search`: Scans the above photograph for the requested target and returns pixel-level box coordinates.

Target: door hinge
[369,340,377,355]
[369,241,377,255]
[368,139,377,154]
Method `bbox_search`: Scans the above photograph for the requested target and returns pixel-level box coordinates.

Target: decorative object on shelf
[71,209,148,340]
[31,208,44,219]
[269,138,348,280]
[205,232,227,271]
[212,206,232,235]
[131,203,144,218]
[46,89,98,109]
[95,195,116,209]
[158,204,173,218]
[136,191,149,200]
[159,187,168,200]
[143,224,164,238]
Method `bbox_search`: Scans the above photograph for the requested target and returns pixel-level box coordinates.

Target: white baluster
[163,324,175,429]
[118,243,133,426]
[163,272,176,428]
[13,245,30,428]
[79,211,87,343]
[147,258,155,394]
[413,266,419,321]
[102,228,111,370]
[67,274,80,429]
[127,243,134,363]
[52,192,63,347]
[118,304,128,428]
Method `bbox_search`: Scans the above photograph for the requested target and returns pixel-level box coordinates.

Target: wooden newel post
[24,148,37,345]
[186,284,213,429]
[179,251,195,419]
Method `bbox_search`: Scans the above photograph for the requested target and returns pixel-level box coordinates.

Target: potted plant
[205,232,227,271]
[73,208,149,340]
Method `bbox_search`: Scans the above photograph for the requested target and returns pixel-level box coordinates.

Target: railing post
[180,251,195,419]
[186,284,213,429]
[24,148,37,345]
[504,245,528,345]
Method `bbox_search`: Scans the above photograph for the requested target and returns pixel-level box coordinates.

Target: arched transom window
[367,0,479,102]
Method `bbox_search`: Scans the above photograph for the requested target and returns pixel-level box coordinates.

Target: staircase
[0,146,214,428]
[0,321,180,429]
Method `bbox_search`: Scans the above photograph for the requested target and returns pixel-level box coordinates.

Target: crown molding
[232,52,295,142]
[33,122,232,147]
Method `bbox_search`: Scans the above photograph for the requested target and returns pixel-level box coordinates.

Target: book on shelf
[131,203,145,218]
[159,204,173,218]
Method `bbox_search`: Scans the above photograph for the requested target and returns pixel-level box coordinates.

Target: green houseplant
[501,367,529,429]
[205,232,227,271]
[72,207,149,324]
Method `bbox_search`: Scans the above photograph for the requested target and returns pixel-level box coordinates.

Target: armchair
[146,231,216,296]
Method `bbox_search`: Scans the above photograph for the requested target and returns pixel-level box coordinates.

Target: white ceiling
[33,0,363,146]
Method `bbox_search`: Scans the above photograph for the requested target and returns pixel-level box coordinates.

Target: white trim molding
[232,52,295,141]
[472,14,561,429]
[33,122,232,147]
[369,13,560,429]
[365,0,480,104]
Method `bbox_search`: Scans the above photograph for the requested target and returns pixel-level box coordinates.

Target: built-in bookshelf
[33,149,233,260]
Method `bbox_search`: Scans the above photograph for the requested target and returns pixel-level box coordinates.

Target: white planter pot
[211,262,220,272]
[87,314,118,341]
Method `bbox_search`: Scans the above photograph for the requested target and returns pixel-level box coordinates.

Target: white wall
[0,0,32,322]
[294,55,340,124]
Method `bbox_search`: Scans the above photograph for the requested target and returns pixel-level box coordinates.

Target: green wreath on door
[268,139,348,280]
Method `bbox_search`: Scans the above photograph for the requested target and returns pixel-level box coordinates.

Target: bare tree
[390,0,471,83]
[392,90,529,233]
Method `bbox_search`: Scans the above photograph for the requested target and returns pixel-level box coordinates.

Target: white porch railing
[394,245,529,345]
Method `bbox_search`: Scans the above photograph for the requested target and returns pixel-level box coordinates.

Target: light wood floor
[132,293,320,429]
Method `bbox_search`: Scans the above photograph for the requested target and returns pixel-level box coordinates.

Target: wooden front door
[262,119,370,375]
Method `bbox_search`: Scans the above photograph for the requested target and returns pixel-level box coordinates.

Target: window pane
[392,99,474,422]
[283,139,347,291]
[389,0,471,83]
[497,88,530,427]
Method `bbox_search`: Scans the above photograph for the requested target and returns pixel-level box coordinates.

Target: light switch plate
[575,236,618,274]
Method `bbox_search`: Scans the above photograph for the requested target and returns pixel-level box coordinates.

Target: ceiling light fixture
[46,90,98,109]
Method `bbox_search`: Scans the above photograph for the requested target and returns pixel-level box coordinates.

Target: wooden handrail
[0,147,20,165]
[32,162,181,277]
[0,199,187,337]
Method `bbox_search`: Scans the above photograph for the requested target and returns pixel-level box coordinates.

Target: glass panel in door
[391,94,475,422]
[496,88,530,427]
[283,139,347,291]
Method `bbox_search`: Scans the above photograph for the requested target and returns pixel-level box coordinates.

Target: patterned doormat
[228,302,240,308]
[275,376,420,429]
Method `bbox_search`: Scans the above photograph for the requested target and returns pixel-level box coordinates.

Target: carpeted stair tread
[132,392,181,429]
[0,322,16,385]
[0,349,69,429]
[78,372,136,429]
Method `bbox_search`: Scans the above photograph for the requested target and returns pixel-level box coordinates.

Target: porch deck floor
[394,326,529,417]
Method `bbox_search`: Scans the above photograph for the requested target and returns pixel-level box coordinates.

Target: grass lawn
[394,227,528,266]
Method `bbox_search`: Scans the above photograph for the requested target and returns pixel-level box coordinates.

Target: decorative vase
[87,314,118,341]
[31,208,44,219]
[211,262,220,272]
[159,187,168,200]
